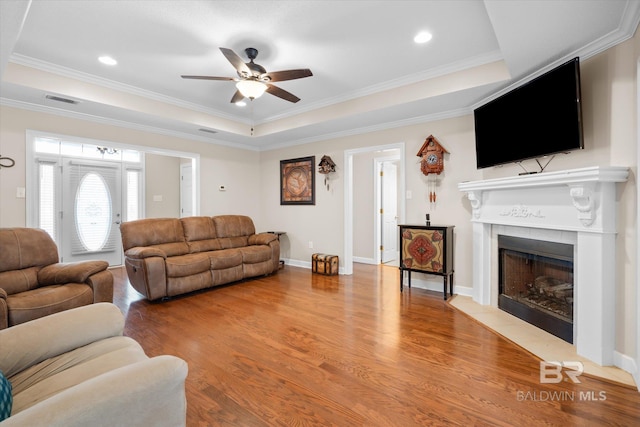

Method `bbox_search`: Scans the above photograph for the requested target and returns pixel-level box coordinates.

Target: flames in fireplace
[498,236,574,343]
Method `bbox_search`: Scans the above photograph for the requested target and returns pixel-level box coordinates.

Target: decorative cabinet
[398,225,454,300]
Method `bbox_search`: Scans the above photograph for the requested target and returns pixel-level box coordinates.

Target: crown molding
[0,97,259,151]
[259,50,503,125]
[260,107,471,151]
[9,53,252,126]
[471,3,640,111]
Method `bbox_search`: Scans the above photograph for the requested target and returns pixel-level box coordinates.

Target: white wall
[145,153,181,218]
[352,150,375,261]
[0,106,262,227]
[259,115,481,283]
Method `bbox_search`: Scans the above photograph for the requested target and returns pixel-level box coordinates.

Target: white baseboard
[613,351,639,390]
[353,256,377,265]
[401,275,472,297]
[282,258,310,270]
[281,258,346,275]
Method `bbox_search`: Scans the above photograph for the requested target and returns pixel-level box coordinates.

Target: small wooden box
[312,253,339,275]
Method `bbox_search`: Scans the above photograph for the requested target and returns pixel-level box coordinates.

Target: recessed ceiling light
[414,31,433,44]
[235,101,247,107]
[98,56,117,66]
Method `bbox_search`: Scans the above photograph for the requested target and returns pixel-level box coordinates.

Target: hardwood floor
[111,264,640,426]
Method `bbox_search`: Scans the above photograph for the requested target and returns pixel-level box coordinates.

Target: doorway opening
[344,143,405,275]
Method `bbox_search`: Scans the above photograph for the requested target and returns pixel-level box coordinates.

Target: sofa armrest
[0,303,124,377]
[248,233,278,246]
[86,269,114,303]
[2,355,188,427]
[125,246,167,259]
[38,260,109,286]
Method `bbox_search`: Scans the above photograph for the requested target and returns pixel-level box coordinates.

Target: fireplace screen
[498,236,574,343]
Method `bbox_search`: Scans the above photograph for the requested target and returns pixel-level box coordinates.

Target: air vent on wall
[45,94,79,105]
[198,128,217,135]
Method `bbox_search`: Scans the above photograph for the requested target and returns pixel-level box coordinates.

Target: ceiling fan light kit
[236,80,268,99]
[182,47,313,104]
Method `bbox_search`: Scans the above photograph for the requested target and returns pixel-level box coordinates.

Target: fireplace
[458,166,629,366]
[498,235,574,343]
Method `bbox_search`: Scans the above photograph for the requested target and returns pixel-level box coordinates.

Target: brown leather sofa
[0,227,114,329]
[120,215,280,300]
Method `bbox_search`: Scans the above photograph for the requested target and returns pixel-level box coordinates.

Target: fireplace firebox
[498,235,574,343]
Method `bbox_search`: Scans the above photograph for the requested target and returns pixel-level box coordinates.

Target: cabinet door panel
[400,228,444,273]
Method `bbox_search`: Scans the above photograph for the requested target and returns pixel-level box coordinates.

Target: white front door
[381,161,398,263]
[61,159,123,265]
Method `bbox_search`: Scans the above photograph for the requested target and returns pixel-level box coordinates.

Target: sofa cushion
[165,253,211,278]
[212,215,255,238]
[120,218,186,252]
[181,216,217,241]
[6,284,93,327]
[207,249,242,270]
[181,217,223,253]
[0,228,59,273]
[0,370,11,421]
[9,336,147,415]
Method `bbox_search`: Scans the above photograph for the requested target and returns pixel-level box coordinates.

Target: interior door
[381,161,398,263]
[61,159,122,265]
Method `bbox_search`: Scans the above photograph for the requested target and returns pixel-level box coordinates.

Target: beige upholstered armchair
[0,228,113,329]
[0,303,188,426]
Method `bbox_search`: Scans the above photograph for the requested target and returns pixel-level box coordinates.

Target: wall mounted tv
[474,57,583,170]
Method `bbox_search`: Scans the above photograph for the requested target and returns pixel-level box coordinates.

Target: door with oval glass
[61,159,123,265]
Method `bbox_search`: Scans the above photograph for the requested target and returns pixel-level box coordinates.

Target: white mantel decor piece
[458,166,629,366]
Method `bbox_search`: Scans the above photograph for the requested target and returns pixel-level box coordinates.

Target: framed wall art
[280,156,315,205]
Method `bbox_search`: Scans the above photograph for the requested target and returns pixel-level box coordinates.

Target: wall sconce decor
[318,155,336,190]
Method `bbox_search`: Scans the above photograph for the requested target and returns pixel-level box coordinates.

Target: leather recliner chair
[0,227,113,329]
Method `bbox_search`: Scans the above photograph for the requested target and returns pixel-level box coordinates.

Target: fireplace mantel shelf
[458,166,629,230]
[457,166,629,192]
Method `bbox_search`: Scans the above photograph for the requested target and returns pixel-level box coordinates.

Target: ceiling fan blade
[266,84,301,103]
[181,75,236,81]
[219,47,252,76]
[262,69,313,82]
[230,90,245,104]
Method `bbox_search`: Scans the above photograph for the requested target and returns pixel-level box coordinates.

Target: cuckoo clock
[417,135,449,206]
[417,135,448,175]
[318,155,336,190]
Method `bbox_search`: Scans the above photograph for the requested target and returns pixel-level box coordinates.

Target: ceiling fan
[181,47,313,103]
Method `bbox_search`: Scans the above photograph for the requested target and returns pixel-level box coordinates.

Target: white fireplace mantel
[458,166,629,366]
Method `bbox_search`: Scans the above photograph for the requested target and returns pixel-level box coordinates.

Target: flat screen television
[474,57,583,169]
